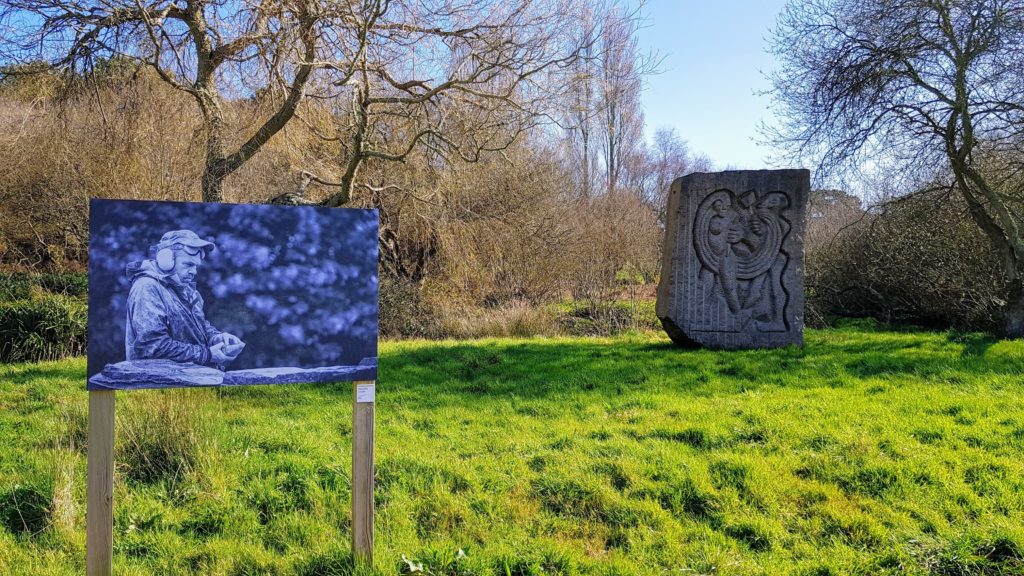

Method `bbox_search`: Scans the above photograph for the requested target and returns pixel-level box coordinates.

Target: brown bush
[0,69,669,339]
[806,189,1004,330]
[0,69,338,269]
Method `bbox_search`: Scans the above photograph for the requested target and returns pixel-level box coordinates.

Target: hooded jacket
[125,259,222,366]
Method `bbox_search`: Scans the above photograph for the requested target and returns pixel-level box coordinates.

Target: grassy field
[1,325,1023,575]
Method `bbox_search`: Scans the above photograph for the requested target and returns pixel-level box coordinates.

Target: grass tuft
[116,390,209,488]
[0,483,51,534]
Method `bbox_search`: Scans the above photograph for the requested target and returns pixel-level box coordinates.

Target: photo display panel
[87,199,378,389]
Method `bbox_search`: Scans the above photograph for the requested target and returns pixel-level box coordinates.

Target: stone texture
[222,360,377,386]
[88,357,378,389]
[87,360,223,390]
[656,170,808,349]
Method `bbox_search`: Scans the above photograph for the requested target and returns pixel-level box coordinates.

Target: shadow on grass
[0,360,85,386]
[305,328,1023,408]
[947,331,998,357]
[23,328,1014,410]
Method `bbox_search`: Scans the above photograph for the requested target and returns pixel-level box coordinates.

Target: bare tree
[305,0,585,208]
[563,2,601,198]
[766,0,1024,337]
[1,0,581,205]
[597,4,647,196]
[558,1,655,199]
[645,127,710,223]
[0,0,329,202]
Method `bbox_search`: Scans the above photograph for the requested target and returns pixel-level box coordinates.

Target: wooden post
[352,380,375,565]
[86,390,115,576]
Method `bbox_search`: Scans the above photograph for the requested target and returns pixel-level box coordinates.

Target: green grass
[2,326,1024,574]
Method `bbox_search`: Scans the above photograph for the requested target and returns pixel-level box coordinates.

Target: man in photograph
[125,229,244,368]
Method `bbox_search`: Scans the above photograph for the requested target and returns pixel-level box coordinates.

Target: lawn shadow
[0,361,86,386]
[315,329,1022,408]
[946,331,997,357]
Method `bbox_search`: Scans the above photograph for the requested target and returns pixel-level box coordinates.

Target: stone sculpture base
[656,170,808,349]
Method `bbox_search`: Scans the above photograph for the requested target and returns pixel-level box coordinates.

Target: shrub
[35,273,88,297]
[0,293,87,362]
[435,300,561,339]
[0,272,87,301]
[378,272,440,339]
[0,272,34,301]
[560,299,659,336]
[806,190,1003,331]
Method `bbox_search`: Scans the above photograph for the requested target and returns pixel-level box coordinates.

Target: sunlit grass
[1,325,1023,574]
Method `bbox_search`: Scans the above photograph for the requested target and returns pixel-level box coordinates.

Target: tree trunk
[1003,280,1024,338]
[202,160,228,203]
[321,154,358,207]
[192,14,316,204]
[198,92,229,203]
[581,128,591,198]
[951,163,1024,339]
[322,86,368,208]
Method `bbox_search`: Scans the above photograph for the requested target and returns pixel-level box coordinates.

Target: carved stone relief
[656,170,807,349]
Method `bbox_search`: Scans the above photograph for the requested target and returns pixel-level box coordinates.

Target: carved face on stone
[711,198,728,216]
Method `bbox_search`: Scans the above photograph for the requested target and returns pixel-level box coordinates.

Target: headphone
[155,246,176,272]
[152,244,205,273]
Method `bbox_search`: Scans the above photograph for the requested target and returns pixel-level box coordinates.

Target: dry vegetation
[0,68,1012,338]
[805,189,1005,331]
[0,14,692,335]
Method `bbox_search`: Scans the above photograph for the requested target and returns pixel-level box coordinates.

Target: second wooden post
[352,380,375,565]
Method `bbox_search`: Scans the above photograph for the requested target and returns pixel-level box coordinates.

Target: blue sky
[636,0,789,169]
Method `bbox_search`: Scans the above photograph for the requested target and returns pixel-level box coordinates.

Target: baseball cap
[157,230,216,253]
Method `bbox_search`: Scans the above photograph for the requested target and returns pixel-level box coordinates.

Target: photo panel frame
[87,199,378,390]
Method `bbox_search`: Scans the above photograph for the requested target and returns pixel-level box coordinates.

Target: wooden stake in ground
[352,380,376,564]
[86,390,115,576]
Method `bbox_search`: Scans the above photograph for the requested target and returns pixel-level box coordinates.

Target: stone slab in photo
[222,359,377,386]
[656,170,808,349]
[86,360,224,389]
[88,358,378,389]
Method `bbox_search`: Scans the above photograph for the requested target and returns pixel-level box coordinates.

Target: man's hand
[210,332,245,366]
[210,343,233,365]
[212,332,243,347]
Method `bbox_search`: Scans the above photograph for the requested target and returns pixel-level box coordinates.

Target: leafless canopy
[310,0,586,206]
[1,0,323,201]
[0,0,586,202]
[765,0,1024,336]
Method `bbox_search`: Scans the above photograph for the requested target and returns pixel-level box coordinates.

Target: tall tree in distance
[560,1,656,199]
[597,3,648,196]
[766,0,1024,337]
[646,127,711,223]
[564,2,600,198]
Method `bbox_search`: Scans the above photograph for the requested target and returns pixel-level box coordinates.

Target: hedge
[0,294,87,363]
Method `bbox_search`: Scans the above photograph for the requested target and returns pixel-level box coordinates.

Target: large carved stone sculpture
[656,170,808,349]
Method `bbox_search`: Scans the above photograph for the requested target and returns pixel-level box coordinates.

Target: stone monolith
[656,170,808,349]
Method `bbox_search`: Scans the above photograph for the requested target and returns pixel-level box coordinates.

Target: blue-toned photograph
[87,199,378,390]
